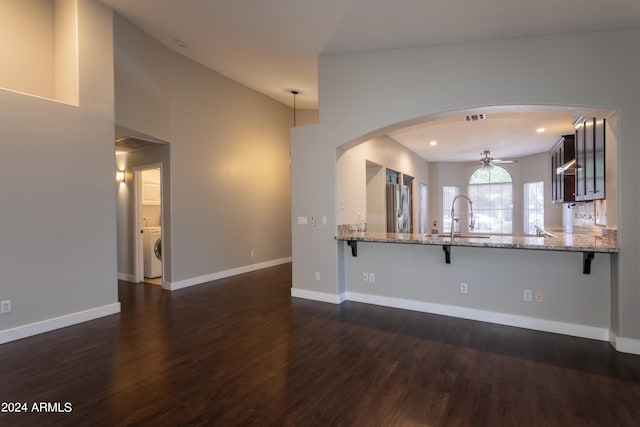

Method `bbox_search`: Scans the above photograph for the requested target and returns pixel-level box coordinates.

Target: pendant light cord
[291,90,299,127]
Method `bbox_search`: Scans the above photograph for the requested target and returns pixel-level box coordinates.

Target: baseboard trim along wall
[610,334,640,355]
[290,288,626,348]
[290,288,346,304]
[345,291,609,342]
[167,257,292,291]
[118,272,135,282]
[0,303,121,345]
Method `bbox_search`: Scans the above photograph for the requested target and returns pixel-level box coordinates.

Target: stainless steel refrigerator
[386,184,411,233]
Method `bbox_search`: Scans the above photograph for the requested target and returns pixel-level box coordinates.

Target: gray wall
[0,0,118,333]
[337,135,430,228]
[345,243,610,331]
[0,0,55,98]
[114,15,292,286]
[292,29,639,349]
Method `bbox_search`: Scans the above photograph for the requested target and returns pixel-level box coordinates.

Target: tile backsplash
[572,202,596,227]
[337,224,366,235]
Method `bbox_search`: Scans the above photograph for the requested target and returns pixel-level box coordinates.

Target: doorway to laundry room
[115,130,170,288]
[138,167,163,286]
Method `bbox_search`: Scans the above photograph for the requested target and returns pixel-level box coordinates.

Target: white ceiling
[387,106,617,162]
[99,0,638,160]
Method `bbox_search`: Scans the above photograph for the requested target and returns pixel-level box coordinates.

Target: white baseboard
[610,334,640,355]
[0,303,121,345]
[291,288,346,304]
[292,289,610,343]
[167,257,291,291]
[118,272,136,282]
[346,292,609,342]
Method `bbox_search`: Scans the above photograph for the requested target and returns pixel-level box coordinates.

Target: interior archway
[336,104,618,235]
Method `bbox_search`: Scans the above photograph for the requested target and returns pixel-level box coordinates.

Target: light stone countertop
[336,230,619,253]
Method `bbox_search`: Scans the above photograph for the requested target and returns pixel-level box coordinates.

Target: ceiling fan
[477,150,517,168]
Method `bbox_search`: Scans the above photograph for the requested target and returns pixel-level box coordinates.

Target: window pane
[470,165,512,184]
[502,184,512,209]
[523,181,544,235]
[491,167,512,183]
[467,166,513,235]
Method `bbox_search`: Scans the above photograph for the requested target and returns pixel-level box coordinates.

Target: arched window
[468,166,513,234]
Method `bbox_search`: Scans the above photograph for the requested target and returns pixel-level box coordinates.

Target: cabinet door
[593,118,606,199]
[583,118,595,199]
[575,124,586,200]
[562,135,575,202]
[551,146,559,203]
[142,182,161,205]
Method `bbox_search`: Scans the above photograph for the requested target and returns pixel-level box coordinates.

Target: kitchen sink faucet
[450,195,475,239]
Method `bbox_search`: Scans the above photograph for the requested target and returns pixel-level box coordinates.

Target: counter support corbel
[583,251,595,274]
[443,245,451,264]
[347,240,358,257]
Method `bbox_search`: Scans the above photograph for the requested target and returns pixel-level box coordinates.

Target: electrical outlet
[250,250,255,258]
[368,273,375,283]
[362,272,369,282]
[535,291,544,303]
[460,283,468,294]
[1,300,11,314]
[523,289,532,302]
[314,272,320,281]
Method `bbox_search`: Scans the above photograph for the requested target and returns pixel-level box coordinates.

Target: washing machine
[143,226,162,278]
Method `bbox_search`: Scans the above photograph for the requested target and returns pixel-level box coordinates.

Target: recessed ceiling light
[536,127,545,133]
[430,140,438,146]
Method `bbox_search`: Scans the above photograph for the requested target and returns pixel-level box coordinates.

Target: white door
[133,165,163,283]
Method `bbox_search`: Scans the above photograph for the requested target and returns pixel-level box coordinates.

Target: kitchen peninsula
[337,228,618,273]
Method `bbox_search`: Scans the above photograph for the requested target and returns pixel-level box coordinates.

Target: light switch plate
[1,300,11,314]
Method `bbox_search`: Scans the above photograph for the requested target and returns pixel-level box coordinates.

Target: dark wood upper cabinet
[593,118,606,200]
[575,117,605,201]
[550,134,575,203]
[575,122,586,200]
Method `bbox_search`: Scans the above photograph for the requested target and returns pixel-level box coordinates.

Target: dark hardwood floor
[2,263,640,426]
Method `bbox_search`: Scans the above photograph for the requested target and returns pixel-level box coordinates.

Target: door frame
[132,163,164,283]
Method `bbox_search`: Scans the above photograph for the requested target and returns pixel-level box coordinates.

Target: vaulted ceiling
[101,0,638,160]
[99,0,639,109]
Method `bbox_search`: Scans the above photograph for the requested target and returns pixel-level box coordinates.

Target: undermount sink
[426,234,492,240]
